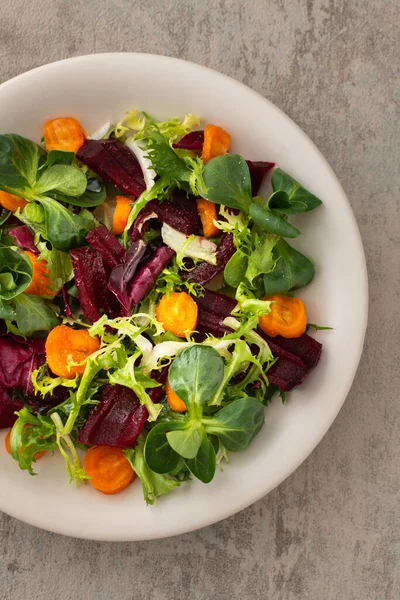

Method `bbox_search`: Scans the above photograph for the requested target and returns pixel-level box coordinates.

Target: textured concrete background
[0,0,399,598]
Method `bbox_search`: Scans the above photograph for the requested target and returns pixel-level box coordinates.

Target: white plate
[0,53,368,541]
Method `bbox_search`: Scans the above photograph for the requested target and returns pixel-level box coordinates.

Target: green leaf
[184,434,216,483]
[10,407,56,475]
[306,323,333,332]
[166,420,205,459]
[36,241,73,293]
[224,251,248,287]
[0,298,15,320]
[245,233,277,285]
[271,168,322,214]
[204,396,265,452]
[249,203,300,238]
[35,164,87,197]
[263,238,315,295]
[201,154,253,213]
[35,196,94,250]
[39,149,75,171]
[0,208,10,225]
[144,422,183,474]
[0,134,41,190]
[168,345,224,417]
[125,435,180,505]
[49,177,106,208]
[14,293,58,335]
[143,126,190,183]
[0,247,32,300]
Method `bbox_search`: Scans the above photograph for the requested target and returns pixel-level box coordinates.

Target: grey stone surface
[0,0,399,598]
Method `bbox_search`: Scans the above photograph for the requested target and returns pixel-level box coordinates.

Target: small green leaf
[271,168,322,214]
[0,248,32,300]
[263,238,315,295]
[204,396,265,452]
[0,298,15,320]
[125,434,180,505]
[144,422,183,474]
[168,345,224,416]
[35,196,94,250]
[250,203,301,238]
[184,434,216,483]
[201,154,253,213]
[0,134,41,190]
[224,251,248,287]
[35,164,87,197]
[166,421,205,459]
[39,149,75,171]
[14,293,58,335]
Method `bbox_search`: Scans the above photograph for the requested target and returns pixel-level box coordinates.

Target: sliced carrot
[155,292,198,338]
[112,196,133,235]
[0,191,28,212]
[201,124,231,164]
[24,251,58,297]
[196,198,220,238]
[43,117,86,153]
[5,428,46,460]
[84,446,136,495]
[166,379,187,412]
[259,295,307,339]
[45,325,100,378]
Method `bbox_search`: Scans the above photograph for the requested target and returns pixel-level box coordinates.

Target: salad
[0,110,324,504]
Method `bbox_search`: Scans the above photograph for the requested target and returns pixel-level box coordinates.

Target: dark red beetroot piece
[196,308,233,338]
[0,386,24,428]
[108,239,147,315]
[78,384,148,448]
[76,139,146,198]
[182,233,236,286]
[86,225,126,270]
[246,160,275,196]
[260,332,322,369]
[9,226,38,255]
[154,192,200,235]
[262,338,308,391]
[62,285,72,317]
[70,247,120,323]
[147,366,169,404]
[194,289,237,317]
[125,246,175,311]
[132,193,200,242]
[172,130,204,150]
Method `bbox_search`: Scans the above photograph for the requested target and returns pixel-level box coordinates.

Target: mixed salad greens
[0,110,324,503]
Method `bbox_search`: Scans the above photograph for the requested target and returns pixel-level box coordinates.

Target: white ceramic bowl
[0,53,368,541]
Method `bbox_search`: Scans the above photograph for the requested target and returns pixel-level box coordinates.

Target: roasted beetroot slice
[86,225,126,269]
[154,192,200,234]
[0,386,23,429]
[78,384,148,448]
[128,246,175,309]
[76,139,145,198]
[194,289,237,317]
[196,308,233,338]
[246,160,275,195]
[147,366,169,403]
[70,247,120,323]
[9,226,38,255]
[261,332,322,369]
[258,330,309,391]
[172,130,204,150]
[105,141,146,188]
[182,233,235,286]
